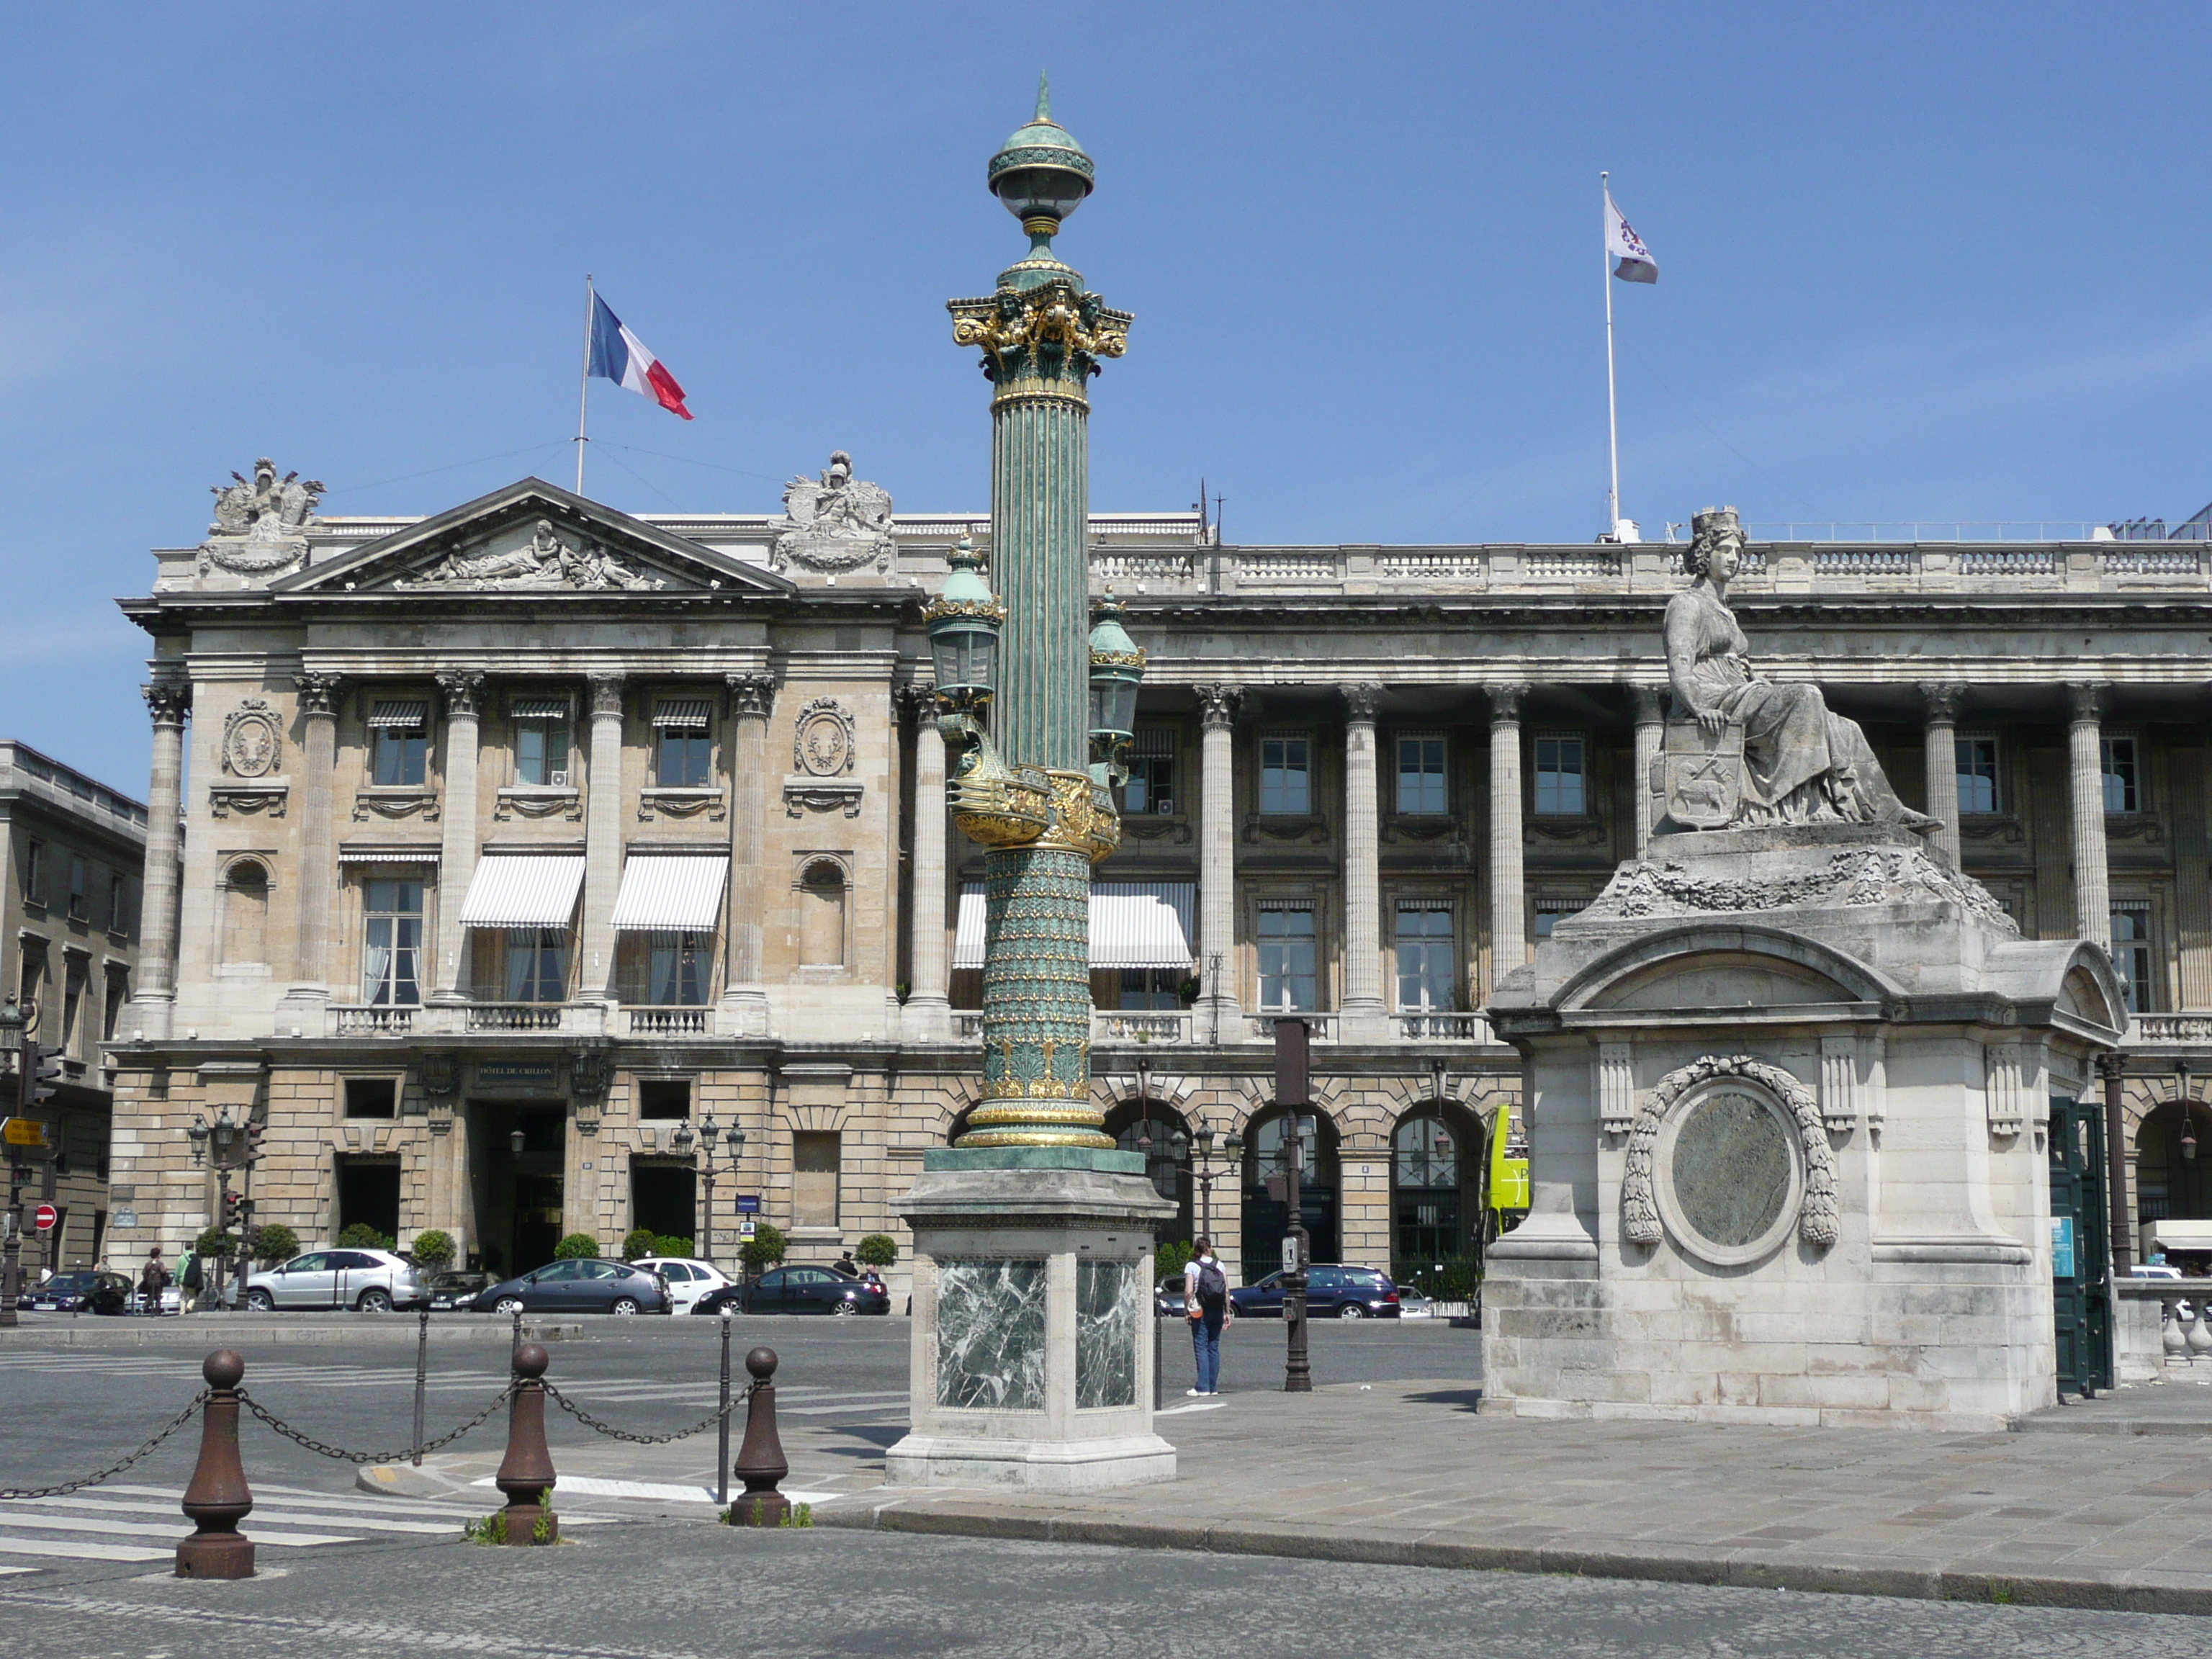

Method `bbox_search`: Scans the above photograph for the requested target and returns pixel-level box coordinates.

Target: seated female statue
[1665,506,1937,833]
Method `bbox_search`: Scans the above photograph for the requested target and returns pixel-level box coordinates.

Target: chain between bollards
[726,1346,788,1527]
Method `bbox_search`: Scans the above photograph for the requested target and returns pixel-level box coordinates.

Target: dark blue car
[703,1265,890,1316]
[469,1258,670,1316]
[1228,1264,1401,1319]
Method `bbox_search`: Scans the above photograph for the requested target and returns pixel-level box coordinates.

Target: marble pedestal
[1482,822,2128,1431]
[888,1148,1177,1492]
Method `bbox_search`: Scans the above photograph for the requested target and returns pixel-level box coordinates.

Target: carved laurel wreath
[1622,1053,1838,1251]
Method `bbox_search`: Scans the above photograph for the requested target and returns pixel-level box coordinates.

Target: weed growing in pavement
[781,1503,813,1528]
[461,1510,559,1545]
[1987,1581,2016,1604]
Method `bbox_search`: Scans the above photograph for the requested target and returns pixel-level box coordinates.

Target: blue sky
[6,4,2208,791]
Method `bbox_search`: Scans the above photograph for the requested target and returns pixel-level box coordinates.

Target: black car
[427,1269,492,1310]
[719,1265,890,1316]
[1228,1264,1401,1319]
[21,1269,130,1315]
[1155,1273,1187,1317]
[468,1258,671,1316]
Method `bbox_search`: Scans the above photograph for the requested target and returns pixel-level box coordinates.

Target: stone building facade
[105,462,2212,1287]
[1,739,148,1269]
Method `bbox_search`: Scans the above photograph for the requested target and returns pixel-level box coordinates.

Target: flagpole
[575,274,594,495]
[1601,173,1620,539]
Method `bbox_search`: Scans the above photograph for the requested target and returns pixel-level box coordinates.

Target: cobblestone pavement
[1,1527,2208,1658]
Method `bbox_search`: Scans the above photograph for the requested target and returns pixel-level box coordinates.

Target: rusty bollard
[176,1349,254,1578]
[494,1341,558,1545]
[727,1346,789,1527]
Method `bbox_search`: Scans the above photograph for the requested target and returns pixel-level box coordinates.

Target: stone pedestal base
[889,1148,1176,1493]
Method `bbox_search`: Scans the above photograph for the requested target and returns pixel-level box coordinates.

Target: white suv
[631,1257,732,1314]
[242,1249,428,1313]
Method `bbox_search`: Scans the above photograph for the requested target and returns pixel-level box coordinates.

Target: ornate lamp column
[892,82,1172,1496]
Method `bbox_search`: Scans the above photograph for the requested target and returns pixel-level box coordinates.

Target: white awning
[510,695,571,720]
[368,698,429,729]
[651,698,714,729]
[951,881,1195,972]
[610,854,729,932]
[457,855,585,930]
[338,845,441,864]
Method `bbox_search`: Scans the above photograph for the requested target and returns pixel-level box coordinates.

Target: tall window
[361,879,423,1005]
[22,840,42,903]
[222,860,270,966]
[647,931,710,1005]
[1956,735,2000,816]
[800,863,847,966]
[1125,727,1176,814]
[512,697,571,786]
[1118,968,1182,1010]
[1533,734,1586,816]
[67,855,87,920]
[108,873,127,932]
[102,966,129,1040]
[1395,735,1447,815]
[1533,897,1586,941]
[1393,902,1454,1012]
[61,958,86,1055]
[2101,735,2139,815]
[505,930,568,1002]
[369,700,429,786]
[2113,907,2154,1013]
[1257,906,1317,1012]
[1259,734,1310,815]
[654,698,713,786]
[1393,1115,1462,1266]
[793,1132,841,1228]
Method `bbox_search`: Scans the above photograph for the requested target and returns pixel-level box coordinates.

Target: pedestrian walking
[834,1249,858,1278]
[138,1246,170,1316]
[1185,1237,1231,1395]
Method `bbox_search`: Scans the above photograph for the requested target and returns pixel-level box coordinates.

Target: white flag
[1606,191,1658,284]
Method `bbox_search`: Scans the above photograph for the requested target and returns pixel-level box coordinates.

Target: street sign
[32,1204,56,1233]
[739,1218,757,1238]
[734,1195,761,1215]
[1281,1236,1300,1272]
[1,1118,50,1148]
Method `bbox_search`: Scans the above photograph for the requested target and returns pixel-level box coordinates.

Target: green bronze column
[945,81,1131,1148]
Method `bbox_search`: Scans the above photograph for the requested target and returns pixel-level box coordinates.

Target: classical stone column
[1487,683,1529,987]
[1629,685,1663,860]
[721,673,775,1035]
[430,673,484,1002]
[2099,1051,2134,1277]
[1339,684,1386,1041]
[2067,682,2112,953]
[1919,682,1964,870]
[582,674,626,1002]
[130,679,190,1040]
[287,672,341,1005]
[904,687,952,1040]
[1195,684,1242,1040]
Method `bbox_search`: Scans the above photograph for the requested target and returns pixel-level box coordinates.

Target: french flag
[588,293,692,420]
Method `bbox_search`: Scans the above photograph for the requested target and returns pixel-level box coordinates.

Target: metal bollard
[726,1346,789,1527]
[716,1310,733,1507]
[494,1341,558,1545]
[411,1305,430,1467]
[176,1349,254,1578]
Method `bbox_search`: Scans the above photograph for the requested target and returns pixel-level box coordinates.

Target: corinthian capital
[293,670,342,716]
[436,670,486,717]
[726,673,778,721]
[588,674,626,719]
[1628,684,1665,727]
[1486,682,1529,724]
[142,680,192,727]
[1341,683,1383,725]
[1917,682,1966,725]
[1195,684,1243,731]
[2067,681,2105,725]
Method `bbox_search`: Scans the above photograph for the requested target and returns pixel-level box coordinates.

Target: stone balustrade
[330,1004,414,1036]
[625,1005,712,1038]
[2116,1280,2212,1382]
[1089,1010,1192,1045]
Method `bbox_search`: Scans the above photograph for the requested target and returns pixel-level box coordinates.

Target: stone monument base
[888,1148,1176,1493]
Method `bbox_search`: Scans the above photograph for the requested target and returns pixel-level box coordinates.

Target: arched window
[800,860,846,967]
[1105,1100,1194,1239]
[1393,1109,1479,1275]
[2137,1098,2212,1231]
[1241,1107,1341,1270]
[222,860,269,966]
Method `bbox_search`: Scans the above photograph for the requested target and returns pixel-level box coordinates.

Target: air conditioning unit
[549,770,569,787]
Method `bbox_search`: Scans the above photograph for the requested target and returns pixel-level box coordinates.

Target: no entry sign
[32,1204,58,1232]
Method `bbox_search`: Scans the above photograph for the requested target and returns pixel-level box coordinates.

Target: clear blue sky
[6,3,2206,791]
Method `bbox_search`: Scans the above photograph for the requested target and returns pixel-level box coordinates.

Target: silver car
[242,1248,428,1313]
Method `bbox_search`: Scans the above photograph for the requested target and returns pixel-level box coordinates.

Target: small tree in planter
[552,1232,601,1261]
[253,1223,300,1267]
[739,1223,786,1278]
[336,1222,396,1251]
[409,1228,454,1271]
[855,1234,898,1270]
[656,1235,693,1258]
[621,1228,658,1262]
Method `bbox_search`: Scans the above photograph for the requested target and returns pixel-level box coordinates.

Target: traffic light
[220,1190,242,1231]
[241,1119,266,1167]
[20,1044,62,1109]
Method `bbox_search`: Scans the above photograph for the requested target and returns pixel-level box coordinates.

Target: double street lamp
[186,1103,261,1308]
[672,1114,746,1272]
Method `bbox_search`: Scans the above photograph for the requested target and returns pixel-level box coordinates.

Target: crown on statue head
[1691,505,1741,540]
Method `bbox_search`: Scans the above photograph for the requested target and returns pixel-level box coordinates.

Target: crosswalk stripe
[0,1537,168,1563]
[0,1513,362,1547]
[19,1498,457,1536]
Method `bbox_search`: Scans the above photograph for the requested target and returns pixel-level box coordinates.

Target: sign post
[1274,1018,1312,1393]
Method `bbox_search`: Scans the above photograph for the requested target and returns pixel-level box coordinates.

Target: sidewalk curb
[812,1501,2212,1617]
[3,1319,585,1347]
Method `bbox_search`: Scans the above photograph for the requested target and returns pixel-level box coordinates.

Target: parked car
[1154,1273,1187,1317]
[426,1269,493,1310]
[1395,1285,1434,1319]
[469,1258,671,1316]
[630,1256,733,1315]
[242,1249,428,1313]
[730,1265,891,1316]
[1228,1264,1401,1319]
[22,1269,131,1315]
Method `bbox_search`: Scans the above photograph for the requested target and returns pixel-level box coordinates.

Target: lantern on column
[923,537,1005,760]
[1087,590,1146,788]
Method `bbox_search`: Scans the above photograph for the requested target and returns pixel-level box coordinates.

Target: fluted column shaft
[722,675,775,1033]
[2068,683,2112,953]
[1629,685,1663,860]
[582,675,626,999]
[290,673,341,993]
[1488,684,1528,987]
[130,681,189,1038]
[1920,682,1964,870]
[906,697,951,1036]
[1196,685,1241,1039]
[1340,685,1385,1038]
[431,673,484,1000]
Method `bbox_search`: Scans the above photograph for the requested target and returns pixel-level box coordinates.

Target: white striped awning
[456,855,585,930]
[952,881,1195,972]
[651,698,714,729]
[510,695,571,720]
[368,698,430,729]
[338,845,441,865]
[610,854,729,932]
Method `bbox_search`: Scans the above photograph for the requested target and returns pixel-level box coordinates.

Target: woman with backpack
[1184,1238,1232,1396]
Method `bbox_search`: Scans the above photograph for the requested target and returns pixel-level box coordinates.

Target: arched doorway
[1390,1101,1485,1286]
[2136,1097,2212,1253]
[1105,1099,1194,1244]
[1241,1107,1340,1278]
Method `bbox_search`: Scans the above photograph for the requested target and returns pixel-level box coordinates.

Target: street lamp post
[674,1117,749,1272]
[0,996,24,1328]
[1276,1018,1313,1393]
